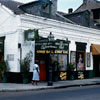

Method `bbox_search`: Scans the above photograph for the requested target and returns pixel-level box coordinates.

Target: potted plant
[67,63,75,80]
[21,51,33,84]
[0,60,10,83]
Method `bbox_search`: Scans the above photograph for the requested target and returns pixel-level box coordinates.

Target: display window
[51,54,67,71]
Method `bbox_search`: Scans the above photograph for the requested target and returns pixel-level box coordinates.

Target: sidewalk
[0,78,100,92]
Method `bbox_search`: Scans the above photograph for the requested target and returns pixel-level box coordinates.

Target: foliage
[67,63,75,71]
[24,29,39,41]
[21,51,33,79]
[0,60,10,78]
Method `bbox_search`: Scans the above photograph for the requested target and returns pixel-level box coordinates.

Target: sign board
[7,54,14,61]
[78,71,84,79]
[60,72,67,80]
[70,51,76,68]
[24,29,39,41]
[87,53,91,67]
[35,39,69,54]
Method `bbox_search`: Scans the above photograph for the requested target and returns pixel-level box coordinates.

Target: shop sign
[87,53,91,67]
[35,40,68,54]
[78,72,84,79]
[7,54,14,61]
[60,72,67,80]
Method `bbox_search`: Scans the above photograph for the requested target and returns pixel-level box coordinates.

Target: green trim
[88,70,95,78]
[24,29,39,41]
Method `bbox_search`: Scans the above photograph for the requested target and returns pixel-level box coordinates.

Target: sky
[14,0,100,13]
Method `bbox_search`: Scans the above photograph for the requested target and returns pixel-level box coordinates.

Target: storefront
[35,36,69,81]
[76,42,87,79]
[1,2,100,83]
[70,42,92,79]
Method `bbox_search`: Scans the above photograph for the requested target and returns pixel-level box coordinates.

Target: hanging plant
[24,29,39,41]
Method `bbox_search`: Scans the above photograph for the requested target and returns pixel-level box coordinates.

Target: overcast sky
[14,0,100,13]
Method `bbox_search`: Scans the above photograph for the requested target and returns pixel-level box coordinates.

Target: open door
[93,55,100,77]
[35,54,48,81]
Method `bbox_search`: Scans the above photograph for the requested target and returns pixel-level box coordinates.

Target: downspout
[49,0,52,18]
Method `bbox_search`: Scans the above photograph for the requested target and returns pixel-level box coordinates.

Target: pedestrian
[32,61,40,85]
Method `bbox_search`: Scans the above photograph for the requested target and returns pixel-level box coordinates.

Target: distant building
[64,0,100,29]
[64,10,90,27]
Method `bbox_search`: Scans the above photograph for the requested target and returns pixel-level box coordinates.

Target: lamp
[47,32,54,86]
[48,32,54,41]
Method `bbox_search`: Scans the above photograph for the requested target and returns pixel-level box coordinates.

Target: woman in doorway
[32,62,40,85]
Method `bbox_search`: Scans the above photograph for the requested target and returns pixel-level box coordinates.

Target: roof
[0,0,75,24]
[19,0,75,24]
[75,0,100,12]
[64,10,90,17]
[19,0,40,8]
[57,11,67,16]
[0,0,24,14]
[19,0,52,8]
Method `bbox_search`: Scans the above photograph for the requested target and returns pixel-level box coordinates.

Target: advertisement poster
[87,53,91,67]
[57,55,67,71]
[70,51,76,68]
[78,72,84,79]
[60,72,67,80]
[77,52,85,71]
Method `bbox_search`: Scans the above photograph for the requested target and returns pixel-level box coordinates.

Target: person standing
[32,62,40,85]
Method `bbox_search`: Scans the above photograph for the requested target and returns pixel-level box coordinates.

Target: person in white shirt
[32,62,40,85]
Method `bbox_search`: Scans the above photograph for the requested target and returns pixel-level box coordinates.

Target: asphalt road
[0,85,100,100]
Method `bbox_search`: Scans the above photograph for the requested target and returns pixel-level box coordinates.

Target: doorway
[35,54,49,81]
[93,55,100,77]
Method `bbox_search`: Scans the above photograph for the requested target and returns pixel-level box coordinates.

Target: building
[64,0,100,29]
[0,0,100,83]
[64,10,90,27]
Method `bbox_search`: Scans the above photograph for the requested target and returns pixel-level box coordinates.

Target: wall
[18,29,35,72]
[20,14,100,72]
[0,4,21,72]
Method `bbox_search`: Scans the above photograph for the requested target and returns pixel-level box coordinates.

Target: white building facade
[0,3,100,82]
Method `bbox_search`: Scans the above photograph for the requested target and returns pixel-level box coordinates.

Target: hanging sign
[35,39,69,54]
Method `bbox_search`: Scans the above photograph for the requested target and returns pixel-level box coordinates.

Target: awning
[92,44,100,55]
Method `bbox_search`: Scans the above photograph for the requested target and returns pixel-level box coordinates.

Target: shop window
[51,54,67,71]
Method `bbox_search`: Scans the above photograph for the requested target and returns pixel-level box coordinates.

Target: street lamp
[47,32,54,86]
[48,32,54,41]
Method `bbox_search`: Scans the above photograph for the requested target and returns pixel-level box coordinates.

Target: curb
[0,82,100,92]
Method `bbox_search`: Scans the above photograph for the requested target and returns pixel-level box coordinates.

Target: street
[0,85,100,100]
